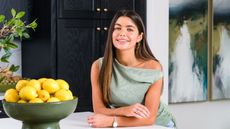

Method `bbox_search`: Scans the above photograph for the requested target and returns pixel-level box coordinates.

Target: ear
[137,32,143,42]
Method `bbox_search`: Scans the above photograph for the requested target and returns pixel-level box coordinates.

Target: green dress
[99,58,176,128]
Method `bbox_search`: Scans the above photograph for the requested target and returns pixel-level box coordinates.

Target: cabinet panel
[0,101,7,118]
[58,0,100,19]
[57,19,100,111]
[98,20,110,56]
[101,0,135,19]
[53,0,146,111]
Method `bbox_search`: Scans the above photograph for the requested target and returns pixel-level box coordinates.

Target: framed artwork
[169,0,208,103]
[212,0,230,100]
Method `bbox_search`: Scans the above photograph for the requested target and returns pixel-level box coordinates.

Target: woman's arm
[89,59,163,127]
[90,59,117,115]
[91,60,150,117]
[115,72,163,127]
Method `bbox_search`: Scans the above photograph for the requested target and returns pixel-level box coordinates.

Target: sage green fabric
[99,57,176,128]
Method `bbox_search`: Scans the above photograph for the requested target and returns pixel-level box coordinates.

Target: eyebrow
[114,23,135,28]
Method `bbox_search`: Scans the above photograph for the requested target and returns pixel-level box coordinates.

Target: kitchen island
[0,112,172,129]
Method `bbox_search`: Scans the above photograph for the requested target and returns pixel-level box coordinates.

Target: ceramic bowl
[2,97,78,129]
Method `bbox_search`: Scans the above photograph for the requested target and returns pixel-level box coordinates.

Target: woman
[87,10,176,128]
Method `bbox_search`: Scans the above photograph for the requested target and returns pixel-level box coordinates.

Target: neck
[115,49,142,67]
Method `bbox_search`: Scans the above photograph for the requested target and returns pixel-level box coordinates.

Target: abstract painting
[212,0,230,100]
[169,0,208,103]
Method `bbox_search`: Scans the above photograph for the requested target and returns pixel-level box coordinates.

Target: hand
[87,113,113,128]
[121,103,150,119]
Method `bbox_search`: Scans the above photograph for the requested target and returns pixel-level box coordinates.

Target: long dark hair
[99,10,158,105]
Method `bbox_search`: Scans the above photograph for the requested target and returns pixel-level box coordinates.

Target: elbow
[93,108,100,113]
[93,107,104,114]
[145,116,157,126]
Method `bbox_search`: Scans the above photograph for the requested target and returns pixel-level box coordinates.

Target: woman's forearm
[94,106,135,117]
[93,107,117,116]
[115,115,156,127]
[94,104,151,119]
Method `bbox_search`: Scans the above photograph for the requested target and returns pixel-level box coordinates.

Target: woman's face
[112,16,143,51]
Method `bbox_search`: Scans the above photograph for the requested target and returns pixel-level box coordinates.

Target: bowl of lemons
[2,78,78,129]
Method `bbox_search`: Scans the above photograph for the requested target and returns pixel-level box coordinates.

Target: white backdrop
[147,0,169,104]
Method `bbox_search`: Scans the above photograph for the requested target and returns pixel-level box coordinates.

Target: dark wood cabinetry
[0,101,7,118]
[56,19,98,111]
[0,0,146,115]
[57,0,145,21]
[52,0,146,111]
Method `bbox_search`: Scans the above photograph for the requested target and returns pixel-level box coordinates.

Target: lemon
[4,89,19,102]
[67,90,73,96]
[42,79,60,94]
[16,80,28,91]
[29,98,44,103]
[38,78,48,85]
[38,90,50,101]
[18,99,27,103]
[19,86,38,101]
[47,97,60,102]
[54,89,73,101]
[56,79,69,90]
[26,79,41,91]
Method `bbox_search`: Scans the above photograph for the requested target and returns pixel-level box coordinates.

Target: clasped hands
[87,103,150,128]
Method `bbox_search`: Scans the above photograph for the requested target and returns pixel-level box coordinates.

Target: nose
[119,29,126,37]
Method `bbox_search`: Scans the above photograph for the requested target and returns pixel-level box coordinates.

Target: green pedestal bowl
[2,97,78,129]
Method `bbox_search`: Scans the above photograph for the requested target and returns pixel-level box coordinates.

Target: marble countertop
[0,112,171,129]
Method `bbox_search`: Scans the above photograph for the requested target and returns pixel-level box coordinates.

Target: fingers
[132,104,150,119]
[87,115,94,127]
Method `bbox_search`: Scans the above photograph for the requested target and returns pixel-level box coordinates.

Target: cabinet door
[101,0,135,19]
[57,19,100,111]
[0,101,7,118]
[100,0,146,25]
[57,0,100,19]
[99,20,110,56]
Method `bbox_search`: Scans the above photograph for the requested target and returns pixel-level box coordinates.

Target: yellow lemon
[38,90,50,101]
[16,80,29,91]
[19,86,38,101]
[26,79,41,91]
[67,90,73,96]
[4,89,19,102]
[38,78,48,85]
[47,97,60,103]
[54,89,73,101]
[42,79,60,94]
[29,98,44,103]
[18,99,27,103]
[56,79,69,90]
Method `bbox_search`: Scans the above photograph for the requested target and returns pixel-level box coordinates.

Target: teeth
[117,40,127,42]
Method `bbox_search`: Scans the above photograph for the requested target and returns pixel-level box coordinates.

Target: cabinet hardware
[96,8,101,12]
[104,27,108,31]
[96,27,101,31]
[104,8,108,12]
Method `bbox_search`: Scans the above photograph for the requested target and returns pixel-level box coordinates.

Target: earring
[136,42,141,50]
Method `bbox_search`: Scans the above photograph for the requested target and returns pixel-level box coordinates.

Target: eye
[127,28,133,32]
[114,27,121,30]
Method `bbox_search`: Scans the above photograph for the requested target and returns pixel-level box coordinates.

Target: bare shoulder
[91,58,101,72]
[143,59,162,71]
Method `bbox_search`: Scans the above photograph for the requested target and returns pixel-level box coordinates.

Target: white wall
[147,1,230,129]
[147,0,169,104]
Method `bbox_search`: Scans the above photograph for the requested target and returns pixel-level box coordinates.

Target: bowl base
[22,121,60,129]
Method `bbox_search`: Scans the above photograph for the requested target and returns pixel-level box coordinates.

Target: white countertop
[0,112,171,129]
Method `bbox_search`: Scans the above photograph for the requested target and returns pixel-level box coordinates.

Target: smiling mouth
[116,39,130,43]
